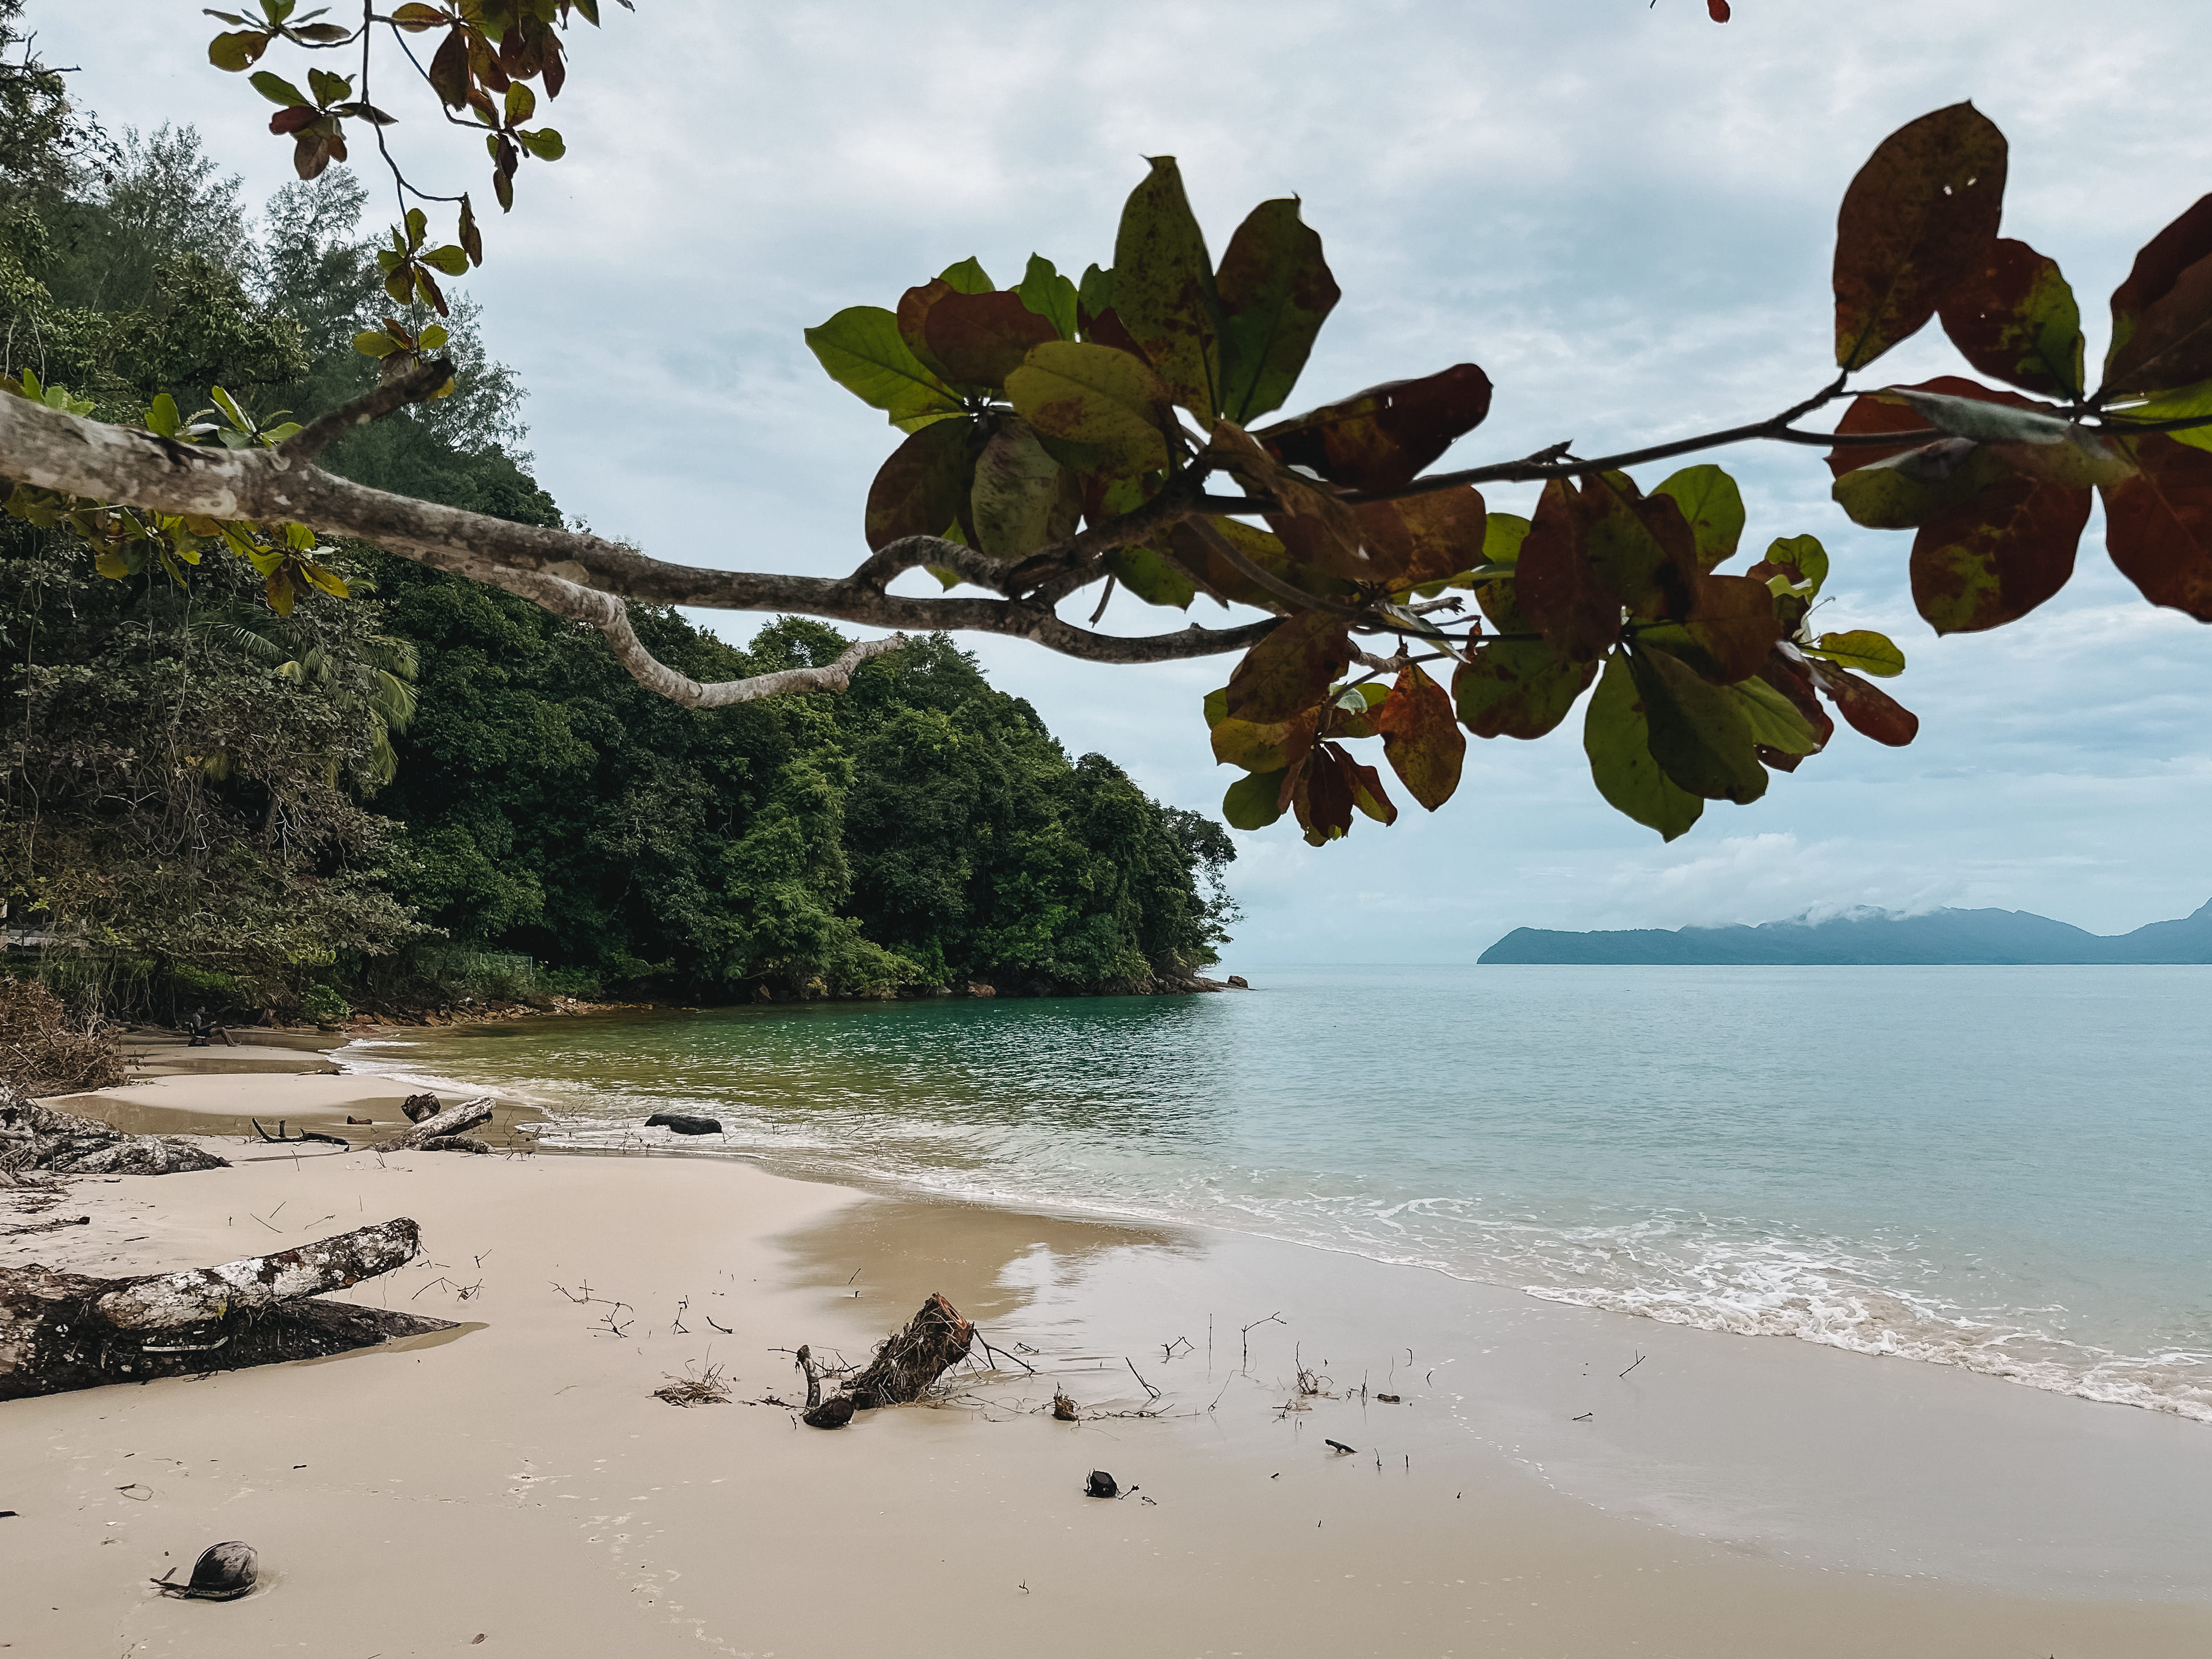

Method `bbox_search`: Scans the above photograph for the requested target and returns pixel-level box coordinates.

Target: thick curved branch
[0,394,1279,672]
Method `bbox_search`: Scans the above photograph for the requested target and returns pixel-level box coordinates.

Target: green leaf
[419,244,470,275]
[1215,197,1340,425]
[1627,644,1768,804]
[1749,533,1829,597]
[144,393,182,436]
[504,80,535,125]
[1112,156,1223,417]
[1437,643,1566,744]
[1016,254,1079,341]
[1211,710,1316,773]
[306,66,351,107]
[1223,766,1290,830]
[1727,674,1823,755]
[1832,102,2008,370]
[863,416,976,551]
[208,29,272,71]
[1802,629,1905,677]
[1939,237,2085,399]
[1832,438,2018,530]
[804,306,965,431]
[418,322,449,350]
[516,128,565,161]
[1106,545,1195,609]
[1584,650,1703,841]
[1077,263,1113,322]
[1652,464,1744,570]
[937,257,994,295]
[970,419,1076,561]
[1004,340,1174,478]
[1910,473,2091,634]
[249,69,310,107]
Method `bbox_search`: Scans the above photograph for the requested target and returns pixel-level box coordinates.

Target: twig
[1620,1352,1645,1379]
[1126,1357,1162,1401]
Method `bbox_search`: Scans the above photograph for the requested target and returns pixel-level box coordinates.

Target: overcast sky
[35,1,2212,956]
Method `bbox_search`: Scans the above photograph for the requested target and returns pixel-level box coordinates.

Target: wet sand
[3,1065,2209,1656]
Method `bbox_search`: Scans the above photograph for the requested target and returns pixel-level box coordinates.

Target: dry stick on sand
[793,1293,976,1429]
[0,1218,445,1400]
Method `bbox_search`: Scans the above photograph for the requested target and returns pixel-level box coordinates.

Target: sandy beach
[5,1043,2211,1657]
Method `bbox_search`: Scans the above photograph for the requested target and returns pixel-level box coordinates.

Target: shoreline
[7,1051,2212,1650]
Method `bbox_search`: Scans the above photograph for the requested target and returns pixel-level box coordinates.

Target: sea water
[343,963,2212,1423]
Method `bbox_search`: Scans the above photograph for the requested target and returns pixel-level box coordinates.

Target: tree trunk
[844,1292,975,1409]
[0,1218,447,1400]
[379,1097,494,1151]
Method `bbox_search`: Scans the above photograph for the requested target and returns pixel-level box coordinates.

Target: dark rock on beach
[646,1112,723,1135]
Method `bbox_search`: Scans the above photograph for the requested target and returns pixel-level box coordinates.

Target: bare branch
[278,355,453,465]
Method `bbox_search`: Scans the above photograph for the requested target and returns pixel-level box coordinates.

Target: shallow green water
[344,963,2212,1422]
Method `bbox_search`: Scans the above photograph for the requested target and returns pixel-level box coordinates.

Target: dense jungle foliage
[0,26,1235,1021]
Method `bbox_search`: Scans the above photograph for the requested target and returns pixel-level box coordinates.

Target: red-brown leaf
[2104,193,2212,397]
[2100,432,2212,620]
[1832,102,2007,370]
[1938,237,2085,399]
[920,290,1060,389]
[1909,474,2090,634]
[1372,664,1466,812]
[1223,611,1353,724]
[1255,363,1493,494]
[1516,478,1620,663]
[1824,375,2042,477]
[1812,664,1919,747]
[1353,485,1487,588]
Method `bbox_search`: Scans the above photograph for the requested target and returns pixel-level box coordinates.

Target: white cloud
[31,0,2212,951]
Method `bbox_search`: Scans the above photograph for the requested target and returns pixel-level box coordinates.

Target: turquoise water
[344,964,2212,1421]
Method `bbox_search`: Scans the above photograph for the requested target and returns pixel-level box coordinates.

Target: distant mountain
[1478,898,2212,965]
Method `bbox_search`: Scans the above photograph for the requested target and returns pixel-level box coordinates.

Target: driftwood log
[0,1217,450,1400]
[379,1096,494,1154]
[0,1100,229,1177]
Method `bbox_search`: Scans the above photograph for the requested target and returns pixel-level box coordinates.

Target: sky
[31,1,2212,958]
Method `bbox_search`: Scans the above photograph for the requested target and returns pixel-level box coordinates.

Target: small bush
[299,983,352,1025]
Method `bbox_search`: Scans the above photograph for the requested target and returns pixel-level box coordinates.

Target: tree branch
[277,355,453,465]
[0,394,1279,671]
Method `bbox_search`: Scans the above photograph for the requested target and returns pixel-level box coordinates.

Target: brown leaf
[1254,364,1493,493]
[1210,419,1370,580]
[2100,432,2212,620]
[1833,102,2007,370]
[1757,650,1836,751]
[1824,375,2043,477]
[1372,664,1466,811]
[1223,611,1353,724]
[1354,486,1487,589]
[1910,474,2090,634]
[1938,237,2085,399]
[1581,474,1700,621]
[1640,573,1784,684]
[920,290,1060,390]
[1515,478,1620,663]
[863,418,977,551]
[1810,663,1919,747]
[2104,193,2212,396]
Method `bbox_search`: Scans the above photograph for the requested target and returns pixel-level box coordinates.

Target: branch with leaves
[6,68,2212,843]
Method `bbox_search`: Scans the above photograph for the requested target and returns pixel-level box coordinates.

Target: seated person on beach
[185,1007,234,1048]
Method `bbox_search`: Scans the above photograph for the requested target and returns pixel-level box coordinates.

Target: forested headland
[0,38,1236,1026]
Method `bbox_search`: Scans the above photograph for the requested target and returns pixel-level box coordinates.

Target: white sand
[4,1074,2210,1656]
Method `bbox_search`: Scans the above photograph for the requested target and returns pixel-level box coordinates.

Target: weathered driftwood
[400,1092,441,1122]
[845,1292,975,1409]
[379,1096,494,1153]
[0,1100,229,1177]
[1,1218,447,1400]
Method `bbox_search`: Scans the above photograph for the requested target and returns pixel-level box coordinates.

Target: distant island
[1479,898,2212,965]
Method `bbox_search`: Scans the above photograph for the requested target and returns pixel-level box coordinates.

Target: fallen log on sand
[0,1218,452,1400]
[379,1096,495,1154]
[0,1099,229,1177]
